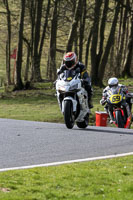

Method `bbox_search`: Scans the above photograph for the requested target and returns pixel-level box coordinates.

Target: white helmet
[108,77,118,88]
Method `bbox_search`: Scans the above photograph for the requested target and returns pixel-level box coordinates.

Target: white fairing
[76,88,88,122]
[56,71,89,122]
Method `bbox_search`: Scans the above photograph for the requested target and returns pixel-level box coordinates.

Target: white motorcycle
[55,69,90,129]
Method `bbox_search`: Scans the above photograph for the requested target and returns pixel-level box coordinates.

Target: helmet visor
[109,84,118,88]
[64,60,75,68]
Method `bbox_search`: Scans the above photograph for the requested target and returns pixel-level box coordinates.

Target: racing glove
[100,97,106,105]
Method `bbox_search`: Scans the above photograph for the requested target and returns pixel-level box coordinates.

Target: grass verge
[0,82,102,125]
[0,156,133,200]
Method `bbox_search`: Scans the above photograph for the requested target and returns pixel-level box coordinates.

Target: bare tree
[79,0,86,62]
[29,0,51,82]
[85,29,92,68]
[3,0,11,85]
[66,0,82,52]
[122,14,133,77]
[31,0,43,82]
[115,0,128,77]
[47,0,59,81]
[90,0,103,85]
[39,0,51,62]
[15,0,26,90]
[98,1,121,86]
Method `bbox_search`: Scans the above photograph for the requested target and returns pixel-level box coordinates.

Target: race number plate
[109,94,122,104]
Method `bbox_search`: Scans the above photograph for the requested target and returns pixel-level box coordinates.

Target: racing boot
[132,114,133,122]
[88,96,93,109]
[108,110,115,124]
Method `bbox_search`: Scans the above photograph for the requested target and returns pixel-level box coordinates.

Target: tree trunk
[85,29,92,68]
[3,0,11,85]
[32,0,43,82]
[47,0,58,81]
[115,0,128,77]
[79,0,86,62]
[24,42,30,82]
[98,2,120,86]
[122,14,133,77]
[39,0,51,60]
[97,0,109,69]
[66,0,82,52]
[15,0,25,90]
[90,0,102,85]
[29,0,36,81]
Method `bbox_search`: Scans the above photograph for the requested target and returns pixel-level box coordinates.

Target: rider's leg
[108,106,115,123]
[85,85,93,109]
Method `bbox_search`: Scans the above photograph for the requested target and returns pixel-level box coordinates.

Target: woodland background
[0,0,133,90]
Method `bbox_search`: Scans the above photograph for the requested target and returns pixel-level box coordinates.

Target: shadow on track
[73,126,133,136]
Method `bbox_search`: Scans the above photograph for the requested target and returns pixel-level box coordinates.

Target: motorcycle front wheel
[115,110,124,128]
[76,114,89,128]
[64,100,75,129]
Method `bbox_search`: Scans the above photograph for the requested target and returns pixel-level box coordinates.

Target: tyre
[76,114,89,129]
[115,110,124,128]
[64,100,75,129]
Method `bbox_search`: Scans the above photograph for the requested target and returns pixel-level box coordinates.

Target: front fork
[62,97,77,114]
[105,101,130,122]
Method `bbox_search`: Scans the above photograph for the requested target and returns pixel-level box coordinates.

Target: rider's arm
[120,84,128,94]
[79,63,91,85]
[57,65,66,75]
[100,87,109,105]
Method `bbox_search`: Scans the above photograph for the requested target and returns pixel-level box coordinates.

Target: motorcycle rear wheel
[76,114,89,128]
[64,100,75,129]
[115,110,124,128]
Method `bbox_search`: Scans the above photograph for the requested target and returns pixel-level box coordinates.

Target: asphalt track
[0,118,133,171]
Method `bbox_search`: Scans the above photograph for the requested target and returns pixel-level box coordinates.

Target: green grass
[0,82,64,123]
[0,156,133,200]
[0,82,101,125]
[0,92,62,122]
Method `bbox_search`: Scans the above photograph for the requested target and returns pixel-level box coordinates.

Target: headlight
[58,86,66,91]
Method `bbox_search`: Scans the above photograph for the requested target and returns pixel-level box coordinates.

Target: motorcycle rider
[100,77,131,124]
[57,52,93,108]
